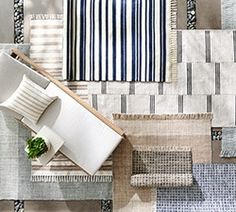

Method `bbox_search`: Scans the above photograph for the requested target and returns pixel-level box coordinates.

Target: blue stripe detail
[149,0,153,81]
[153,0,155,81]
[92,0,95,80]
[132,0,136,81]
[121,0,127,81]
[160,0,166,82]
[145,0,148,81]
[66,0,72,80]
[99,0,102,80]
[79,0,85,80]
[105,0,109,81]
[89,0,93,80]
[112,0,116,80]
[139,0,142,81]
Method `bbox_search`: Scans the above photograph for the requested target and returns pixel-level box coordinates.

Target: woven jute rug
[112,113,212,212]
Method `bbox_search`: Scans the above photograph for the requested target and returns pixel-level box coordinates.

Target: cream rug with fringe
[31,152,112,183]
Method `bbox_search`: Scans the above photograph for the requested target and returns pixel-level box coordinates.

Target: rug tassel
[220,150,236,158]
[30,14,63,20]
[31,175,112,183]
[112,113,213,120]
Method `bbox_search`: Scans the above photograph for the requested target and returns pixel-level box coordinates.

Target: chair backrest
[0,53,50,103]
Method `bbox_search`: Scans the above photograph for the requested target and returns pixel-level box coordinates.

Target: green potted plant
[25,136,50,159]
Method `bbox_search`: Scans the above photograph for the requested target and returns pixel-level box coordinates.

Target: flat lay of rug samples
[2,0,236,211]
[63,0,177,82]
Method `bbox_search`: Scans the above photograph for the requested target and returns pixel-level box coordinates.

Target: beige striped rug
[31,152,112,182]
[29,14,64,80]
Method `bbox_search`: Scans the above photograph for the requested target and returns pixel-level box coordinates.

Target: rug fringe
[30,14,63,20]
[113,113,213,120]
[168,30,177,82]
[166,0,177,82]
[31,175,112,183]
[220,150,236,158]
[170,0,177,29]
[133,145,191,152]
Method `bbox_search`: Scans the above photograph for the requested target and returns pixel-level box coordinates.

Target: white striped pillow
[0,75,57,124]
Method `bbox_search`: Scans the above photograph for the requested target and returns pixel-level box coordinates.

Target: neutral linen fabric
[112,139,156,212]
[0,1,14,43]
[30,15,63,80]
[25,200,101,212]
[130,146,193,188]
[113,113,212,163]
[31,153,113,183]
[156,164,236,211]
[0,201,13,212]
[196,0,221,29]
[63,0,177,82]
[220,128,236,157]
[177,0,187,29]
[0,75,57,124]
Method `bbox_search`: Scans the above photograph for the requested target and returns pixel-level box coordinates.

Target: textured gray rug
[0,111,112,200]
[156,164,236,211]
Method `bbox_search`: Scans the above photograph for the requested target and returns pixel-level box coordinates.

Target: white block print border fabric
[63,0,177,82]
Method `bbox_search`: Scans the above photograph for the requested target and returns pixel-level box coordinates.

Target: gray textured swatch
[129,82,135,95]
[205,31,211,63]
[215,63,221,95]
[178,95,184,113]
[177,31,182,63]
[121,95,127,113]
[221,128,236,157]
[233,31,236,62]
[150,95,155,114]
[101,82,107,94]
[92,94,98,110]
[187,63,192,95]
[158,83,164,95]
[207,95,212,112]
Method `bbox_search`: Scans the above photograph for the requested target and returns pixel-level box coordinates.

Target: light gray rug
[0,111,112,200]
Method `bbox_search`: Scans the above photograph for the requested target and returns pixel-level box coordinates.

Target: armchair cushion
[0,75,57,123]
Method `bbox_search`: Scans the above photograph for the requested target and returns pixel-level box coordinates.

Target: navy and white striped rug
[63,0,177,82]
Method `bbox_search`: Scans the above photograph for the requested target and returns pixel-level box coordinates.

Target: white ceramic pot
[42,137,51,152]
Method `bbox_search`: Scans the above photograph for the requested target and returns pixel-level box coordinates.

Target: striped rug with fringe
[31,152,112,182]
[29,14,64,80]
[63,0,177,82]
